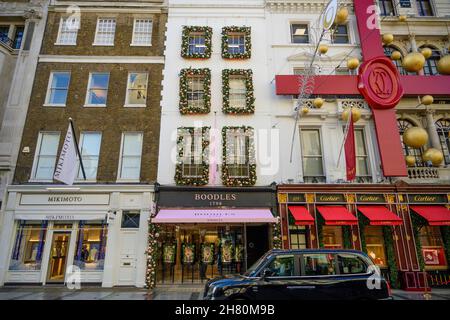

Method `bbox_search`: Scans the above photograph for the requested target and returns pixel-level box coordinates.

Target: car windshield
[244,252,272,276]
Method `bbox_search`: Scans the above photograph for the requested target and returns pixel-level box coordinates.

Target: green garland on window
[174,127,210,186]
[179,68,211,114]
[317,214,324,248]
[343,226,352,249]
[222,26,251,59]
[146,221,161,289]
[411,212,427,271]
[222,69,255,114]
[181,26,212,59]
[272,217,282,249]
[440,226,450,268]
[383,226,400,289]
[358,216,368,253]
[221,126,256,186]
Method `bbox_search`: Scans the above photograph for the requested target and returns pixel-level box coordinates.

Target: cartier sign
[316,194,346,203]
[408,194,447,204]
[356,194,385,203]
[158,190,274,208]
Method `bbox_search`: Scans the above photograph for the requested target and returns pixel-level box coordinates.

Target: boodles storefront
[149,185,279,285]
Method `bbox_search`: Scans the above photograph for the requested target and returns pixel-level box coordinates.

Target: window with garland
[181,26,212,59]
[222,26,251,59]
[436,119,450,165]
[222,69,255,114]
[222,127,256,186]
[179,68,211,114]
[175,127,210,185]
[397,119,425,166]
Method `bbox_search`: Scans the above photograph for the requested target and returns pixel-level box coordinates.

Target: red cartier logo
[357,56,404,110]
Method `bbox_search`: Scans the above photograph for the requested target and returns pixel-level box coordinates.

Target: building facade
[270,0,450,290]
[0,0,167,287]
[152,0,280,285]
[0,0,49,204]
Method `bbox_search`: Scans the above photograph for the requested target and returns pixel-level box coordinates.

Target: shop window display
[364,226,387,267]
[322,226,343,249]
[73,220,107,271]
[419,226,448,268]
[9,221,47,271]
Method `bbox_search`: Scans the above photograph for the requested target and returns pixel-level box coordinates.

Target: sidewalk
[0,285,449,300]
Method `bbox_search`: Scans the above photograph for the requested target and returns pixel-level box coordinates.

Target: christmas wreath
[179,68,211,114]
[181,26,212,59]
[222,26,251,59]
[222,69,255,114]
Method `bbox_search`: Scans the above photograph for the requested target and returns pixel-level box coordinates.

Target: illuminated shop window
[289,225,307,249]
[419,226,448,268]
[364,226,387,267]
[9,221,47,271]
[73,220,107,271]
[322,226,343,249]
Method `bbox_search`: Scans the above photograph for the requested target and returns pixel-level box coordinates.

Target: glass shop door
[46,232,71,283]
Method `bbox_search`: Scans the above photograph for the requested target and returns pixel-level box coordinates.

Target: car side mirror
[260,268,272,280]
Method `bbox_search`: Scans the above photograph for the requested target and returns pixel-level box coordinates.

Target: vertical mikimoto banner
[345,112,356,181]
[54,124,78,185]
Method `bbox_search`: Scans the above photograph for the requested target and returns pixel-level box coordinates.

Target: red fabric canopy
[410,206,450,226]
[316,206,358,225]
[288,206,315,225]
[358,206,403,226]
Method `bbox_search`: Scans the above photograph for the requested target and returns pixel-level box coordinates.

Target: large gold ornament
[313,97,324,108]
[382,34,394,45]
[391,50,402,61]
[422,148,444,166]
[421,95,434,106]
[437,55,450,75]
[402,127,428,148]
[301,106,309,114]
[398,15,407,22]
[335,7,349,24]
[402,52,426,72]
[420,47,433,59]
[347,57,360,70]
[342,108,361,123]
[319,44,329,55]
[405,155,416,167]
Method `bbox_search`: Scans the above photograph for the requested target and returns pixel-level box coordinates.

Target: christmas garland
[174,127,210,185]
[358,216,368,253]
[383,226,400,288]
[343,226,352,249]
[411,212,426,271]
[441,226,450,269]
[222,26,251,59]
[181,26,212,59]
[222,69,255,114]
[146,221,161,289]
[272,216,282,249]
[221,126,256,186]
[179,68,211,114]
[317,214,325,248]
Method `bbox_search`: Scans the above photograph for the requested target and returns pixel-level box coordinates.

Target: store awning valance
[410,206,450,226]
[288,206,314,225]
[357,206,403,226]
[152,208,277,224]
[317,206,358,225]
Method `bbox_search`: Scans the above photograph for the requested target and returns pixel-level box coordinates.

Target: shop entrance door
[246,225,269,268]
[47,232,71,283]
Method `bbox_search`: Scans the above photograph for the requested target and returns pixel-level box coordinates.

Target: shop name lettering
[194,193,237,201]
[359,195,382,202]
[318,195,341,201]
[48,196,83,203]
[413,195,438,202]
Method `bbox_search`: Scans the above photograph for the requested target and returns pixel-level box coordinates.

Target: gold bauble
[437,55,450,75]
[347,57,360,70]
[342,108,361,123]
[402,127,428,149]
[313,97,324,108]
[422,148,444,166]
[335,7,349,25]
[382,34,394,45]
[402,52,426,72]
[391,50,402,61]
[421,95,434,106]
[319,44,329,55]
[420,47,433,59]
[399,15,407,22]
[405,155,416,167]
[301,106,309,114]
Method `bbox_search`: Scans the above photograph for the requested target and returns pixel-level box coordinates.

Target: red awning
[317,206,358,225]
[288,206,315,225]
[358,206,403,226]
[410,206,450,226]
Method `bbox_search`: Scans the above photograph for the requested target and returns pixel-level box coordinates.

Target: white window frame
[289,21,310,44]
[180,129,204,179]
[117,132,143,182]
[30,131,60,182]
[225,129,250,179]
[228,76,247,110]
[300,128,326,183]
[55,17,79,46]
[44,71,71,107]
[76,131,102,182]
[131,18,153,46]
[124,72,148,108]
[354,128,372,182]
[226,32,246,55]
[84,72,110,107]
[93,18,116,46]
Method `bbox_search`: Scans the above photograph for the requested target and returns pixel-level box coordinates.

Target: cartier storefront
[152,185,278,284]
